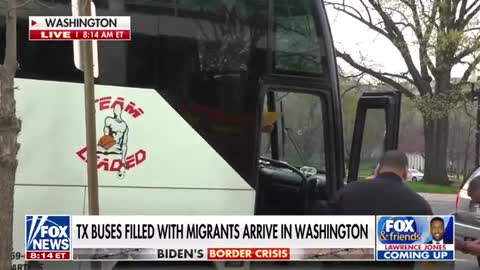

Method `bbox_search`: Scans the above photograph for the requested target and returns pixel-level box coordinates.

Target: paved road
[420,193,457,215]
[420,193,478,270]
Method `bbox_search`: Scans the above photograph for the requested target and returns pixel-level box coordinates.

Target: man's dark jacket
[330,172,433,215]
[323,172,434,269]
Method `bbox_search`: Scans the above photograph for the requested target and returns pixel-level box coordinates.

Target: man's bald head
[377,150,409,181]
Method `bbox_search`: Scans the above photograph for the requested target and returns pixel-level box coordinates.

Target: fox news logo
[25,215,71,252]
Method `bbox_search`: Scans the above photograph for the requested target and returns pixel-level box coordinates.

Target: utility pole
[469,88,480,169]
[80,0,99,216]
[476,92,480,169]
[468,70,480,171]
[80,1,101,268]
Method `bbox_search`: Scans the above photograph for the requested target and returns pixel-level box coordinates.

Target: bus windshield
[261,91,326,172]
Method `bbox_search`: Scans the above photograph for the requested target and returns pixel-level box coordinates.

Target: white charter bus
[1,0,401,269]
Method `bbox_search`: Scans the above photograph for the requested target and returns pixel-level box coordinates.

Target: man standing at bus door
[329,150,433,216]
[324,150,434,269]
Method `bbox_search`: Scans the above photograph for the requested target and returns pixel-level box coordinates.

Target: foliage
[412,91,466,121]
[326,0,480,184]
[327,0,480,105]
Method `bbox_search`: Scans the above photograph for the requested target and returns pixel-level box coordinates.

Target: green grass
[358,160,378,178]
[406,181,459,194]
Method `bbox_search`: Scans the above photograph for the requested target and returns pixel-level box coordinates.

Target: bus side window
[273,0,326,76]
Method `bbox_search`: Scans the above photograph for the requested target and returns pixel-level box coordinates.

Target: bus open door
[347,91,402,183]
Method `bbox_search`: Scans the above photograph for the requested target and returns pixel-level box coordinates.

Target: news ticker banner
[25,215,454,262]
[29,16,131,41]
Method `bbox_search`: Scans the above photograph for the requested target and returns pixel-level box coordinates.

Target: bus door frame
[255,75,342,204]
[347,91,402,183]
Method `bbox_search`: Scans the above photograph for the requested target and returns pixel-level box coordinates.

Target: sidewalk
[419,192,457,200]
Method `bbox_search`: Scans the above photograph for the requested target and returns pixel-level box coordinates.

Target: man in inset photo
[427,217,452,244]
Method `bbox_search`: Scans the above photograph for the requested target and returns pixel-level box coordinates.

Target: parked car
[455,167,480,266]
[407,168,423,181]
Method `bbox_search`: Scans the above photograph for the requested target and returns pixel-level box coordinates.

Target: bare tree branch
[367,0,431,94]
[383,6,417,33]
[459,54,480,83]
[341,74,365,98]
[325,2,390,38]
[400,0,437,80]
[327,0,432,94]
[458,0,469,20]
[339,71,364,79]
[358,0,372,24]
[336,49,415,98]
[453,36,480,63]
[464,27,480,32]
[459,1,480,29]
[423,0,439,43]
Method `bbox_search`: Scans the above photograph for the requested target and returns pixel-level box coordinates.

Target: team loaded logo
[25,215,71,260]
[76,96,147,179]
[376,216,455,261]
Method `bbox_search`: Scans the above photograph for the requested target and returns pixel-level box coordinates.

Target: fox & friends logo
[25,215,71,260]
[376,216,455,261]
[76,96,147,179]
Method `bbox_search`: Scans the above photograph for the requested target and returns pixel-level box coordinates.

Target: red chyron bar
[207,248,290,260]
[29,30,130,40]
[26,251,70,260]
[28,16,131,41]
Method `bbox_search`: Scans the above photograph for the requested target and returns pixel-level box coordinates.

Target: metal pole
[80,2,101,268]
[81,0,99,216]
[476,94,480,169]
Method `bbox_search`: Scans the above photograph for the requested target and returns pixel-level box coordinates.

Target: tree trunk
[423,114,449,185]
[0,78,19,270]
[456,157,460,179]
[0,0,19,269]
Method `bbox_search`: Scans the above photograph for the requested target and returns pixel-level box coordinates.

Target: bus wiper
[284,127,306,165]
[276,92,290,102]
